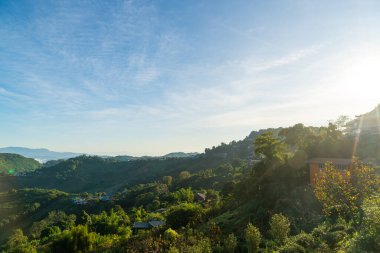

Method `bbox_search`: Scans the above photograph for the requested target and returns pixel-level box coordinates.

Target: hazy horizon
[1,1,380,155]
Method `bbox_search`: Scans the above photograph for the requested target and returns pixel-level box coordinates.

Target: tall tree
[254,132,288,164]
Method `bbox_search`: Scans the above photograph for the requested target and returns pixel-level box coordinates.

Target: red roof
[307,158,353,165]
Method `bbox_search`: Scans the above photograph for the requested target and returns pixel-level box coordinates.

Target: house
[308,158,354,187]
[100,195,112,201]
[72,197,88,205]
[132,220,166,233]
[194,192,207,203]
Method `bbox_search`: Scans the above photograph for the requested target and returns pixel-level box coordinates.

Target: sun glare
[337,51,380,98]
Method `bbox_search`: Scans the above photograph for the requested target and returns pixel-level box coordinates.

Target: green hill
[0,153,41,175]
[2,128,281,193]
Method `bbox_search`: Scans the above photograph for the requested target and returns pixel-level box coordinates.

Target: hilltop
[0,153,41,175]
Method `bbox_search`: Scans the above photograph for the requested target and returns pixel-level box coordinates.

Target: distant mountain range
[0,147,199,163]
[0,147,82,163]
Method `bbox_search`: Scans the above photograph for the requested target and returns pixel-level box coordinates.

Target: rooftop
[307,158,354,165]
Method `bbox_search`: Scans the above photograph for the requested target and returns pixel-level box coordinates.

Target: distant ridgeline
[0,147,82,163]
[2,128,281,193]
[0,153,41,175]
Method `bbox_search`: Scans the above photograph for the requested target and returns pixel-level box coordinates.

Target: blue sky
[1,0,380,155]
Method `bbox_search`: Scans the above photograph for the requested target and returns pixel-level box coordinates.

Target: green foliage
[172,187,194,203]
[352,194,380,252]
[164,228,179,241]
[6,229,28,248]
[269,214,291,245]
[30,211,76,239]
[168,246,180,253]
[40,225,61,239]
[182,237,212,253]
[224,233,237,253]
[254,132,288,164]
[362,195,380,237]
[179,171,191,180]
[89,208,130,235]
[167,203,204,229]
[2,117,380,252]
[245,223,261,253]
[315,160,379,218]
[5,229,36,253]
[310,219,354,250]
[0,153,40,175]
[292,232,317,250]
[163,175,173,186]
[51,225,96,253]
[277,241,306,253]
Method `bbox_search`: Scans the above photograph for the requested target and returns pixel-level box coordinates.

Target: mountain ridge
[0,147,200,162]
[0,147,82,162]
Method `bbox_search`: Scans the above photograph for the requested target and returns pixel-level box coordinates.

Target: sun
[336,49,380,99]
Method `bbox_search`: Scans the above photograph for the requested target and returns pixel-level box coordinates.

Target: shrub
[51,225,96,253]
[278,241,306,253]
[164,228,179,241]
[293,232,317,250]
[245,223,261,253]
[166,203,204,229]
[224,233,237,253]
[270,213,291,244]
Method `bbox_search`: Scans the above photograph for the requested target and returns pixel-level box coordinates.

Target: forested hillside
[0,118,380,252]
[0,154,40,175]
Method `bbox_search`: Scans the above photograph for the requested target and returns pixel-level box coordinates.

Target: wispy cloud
[1,0,379,154]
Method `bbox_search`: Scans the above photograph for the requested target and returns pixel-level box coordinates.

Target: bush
[278,241,306,253]
[164,228,180,241]
[166,203,204,229]
[51,225,96,253]
[245,223,261,253]
[293,232,317,250]
[224,233,237,253]
[270,213,291,245]
[6,229,37,253]
[182,238,212,253]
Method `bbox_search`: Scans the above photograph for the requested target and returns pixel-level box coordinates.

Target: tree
[179,171,191,180]
[314,160,379,218]
[279,123,317,150]
[167,203,204,229]
[163,175,173,186]
[358,194,380,251]
[329,115,350,131]
[224,233,237,253]
[245,223,261,253]
[30,210,76,239]
[172,188,194,203]
[51,225,96,253]
[269,214,290,245]
[164,228,180,241]
[7,229,28,248]
[90,208,130,235]
[6,229,37,253]
[254,132,288,164]
[40,226,61,238]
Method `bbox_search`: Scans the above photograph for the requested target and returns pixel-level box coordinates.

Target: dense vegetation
[0,154,41,175]
[1,110,380,252]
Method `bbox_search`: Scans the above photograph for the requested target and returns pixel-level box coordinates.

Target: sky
[1,0,380,156]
